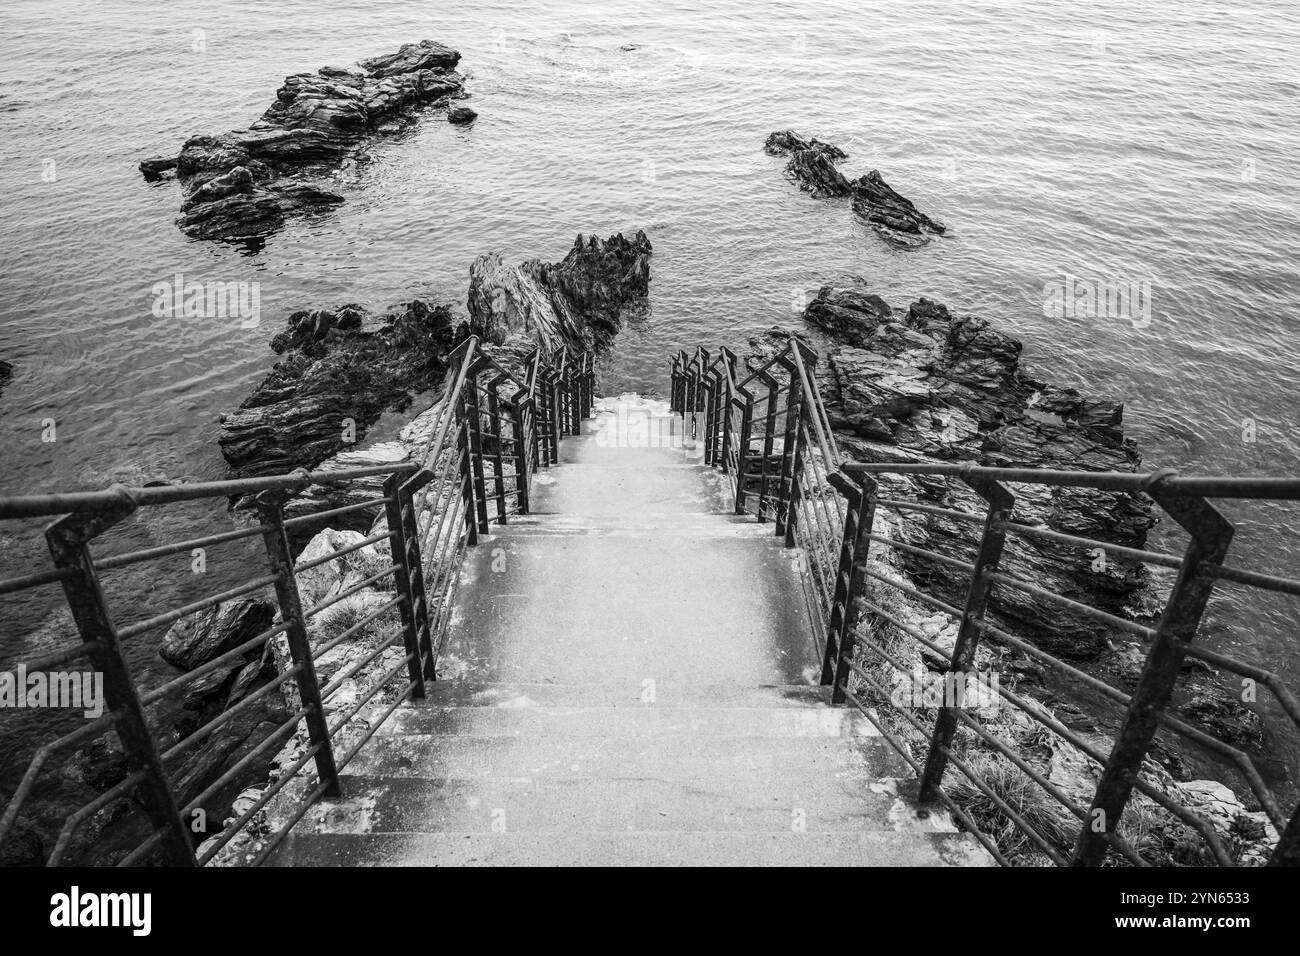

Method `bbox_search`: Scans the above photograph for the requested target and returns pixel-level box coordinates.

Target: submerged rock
[0,359,12,396]
[447,106,477,124]
[218,299,457,482]
[851,169,946,246]
[764,131,945,246]
[467,231,652,354]
[141,40,465,242]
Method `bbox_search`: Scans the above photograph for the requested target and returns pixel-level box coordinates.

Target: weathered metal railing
[0,335,595,866]
[674,339,1300,867]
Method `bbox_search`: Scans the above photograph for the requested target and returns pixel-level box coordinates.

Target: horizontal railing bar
[117,574,281,640]
[313,595,405,674]
[0,463,419,519]
[96,524,273,573]
[869,533,976,574]
[142,622,291,706]
[20,641,94,672]
[181,706,309,815]
[195,738,323,865]
[281,498,390,530]
[302,564,399,619]
[0,565,73,595]
[116,829,169,868]
[845,463,1300,500]
[159,662,305,762]
[293,530,392,574]
[987,572,1156,639]
[861,568,964,618]
[876,498,986,524]
[997,520,1182,570]
[320,625,407,701]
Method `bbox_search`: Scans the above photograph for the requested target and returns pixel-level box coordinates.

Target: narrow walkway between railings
[268,396,993,866]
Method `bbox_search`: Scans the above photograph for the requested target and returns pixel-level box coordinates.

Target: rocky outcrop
[773,286,1151,659]
[140,40,465,242]
[218,299,458,484]
[755,283,1267,831]
[467,231,652,354]
[850,170,946,247]
[764,131,945,246]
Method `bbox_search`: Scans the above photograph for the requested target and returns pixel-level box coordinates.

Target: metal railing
[673,338,1300,867]
[0,335,595,866]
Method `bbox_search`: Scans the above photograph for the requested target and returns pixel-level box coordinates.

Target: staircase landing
[270,396,993,866]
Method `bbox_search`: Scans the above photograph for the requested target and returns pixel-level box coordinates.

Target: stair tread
[268,830,994,867]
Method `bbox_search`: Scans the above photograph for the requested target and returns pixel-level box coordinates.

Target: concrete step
[376,703,873,738]
[340,732,912,783]
[420,680,837,708]
[302,773,925,834]
[443,529,816,685]
[269,829,994,867]
[497,511,775,539]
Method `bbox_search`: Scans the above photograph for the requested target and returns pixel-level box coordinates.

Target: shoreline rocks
[758,281,1269,852]
[140,40,466,242]
[765,130,945,246]
[467,231,652,355]
[218,299,458,486]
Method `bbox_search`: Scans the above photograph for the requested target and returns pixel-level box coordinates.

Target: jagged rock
[850,169,946,246]
[447,106,477,124]
[763,130,846,159]
[160,598,277,671]
[142,40,465,242]
[218,299,457,482]
[765,132,945,246]
[467,231,652,354]
[786,149,852,198]
[794,285,1152,658]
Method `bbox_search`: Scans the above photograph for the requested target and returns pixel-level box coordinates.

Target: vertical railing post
[486,375,509,525]
[734,384,755,516]
[1071,491,1234,866]
[718,360,734,476]
[822,472,877,702]
[756,371,780,522]
[383,473,428,700]
[774,365,804,538]
[457,414,479,546]
[464,368,491,533]
[398,470,436,681]
[511,386,531,515]
[783,397,810,549]
[917,477,1015,802]
[255,490,342,798]
[45,498,196,866]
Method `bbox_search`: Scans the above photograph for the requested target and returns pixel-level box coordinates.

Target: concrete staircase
[270,396,992,866]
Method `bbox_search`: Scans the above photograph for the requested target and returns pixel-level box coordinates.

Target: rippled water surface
[2,0,1299,775]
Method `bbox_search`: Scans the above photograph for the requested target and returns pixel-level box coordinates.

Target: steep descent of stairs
[270,396,993,866]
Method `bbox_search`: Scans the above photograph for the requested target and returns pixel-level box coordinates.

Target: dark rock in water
[467,231,652,354]
[447,106,477,124]
[138,155,178,181]
[850,169,946,247]
[786,148,852,198]
[219,299,457,481]
[764,129,847,160]
[791,285,1153,658]
[764,131,945,246]
[159,598,276,671]
[0,359,12,396]
[143,39,465,242]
